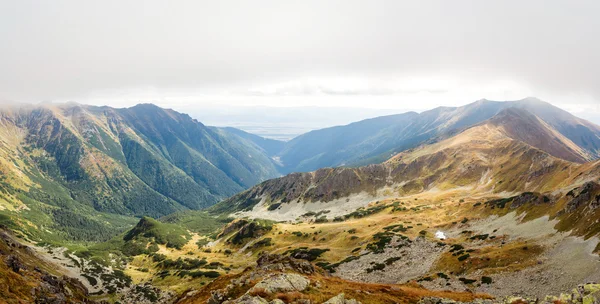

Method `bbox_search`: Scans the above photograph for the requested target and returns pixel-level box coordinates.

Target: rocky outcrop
[256,252,316,275]
[223,294,269,304]
[566,181,600,212]
[203,253,315,304]
[249,273,310,294]
[323,293,361,304]
[118,282,175,304]
[218,219,251,239]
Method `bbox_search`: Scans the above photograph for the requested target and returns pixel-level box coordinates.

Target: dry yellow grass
[434,240,544,275]
[131,191,511,294]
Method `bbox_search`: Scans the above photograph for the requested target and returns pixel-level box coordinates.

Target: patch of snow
[435,231,446,240]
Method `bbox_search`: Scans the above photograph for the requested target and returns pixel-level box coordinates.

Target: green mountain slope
[217,126,285,157]
[0,103,281,243]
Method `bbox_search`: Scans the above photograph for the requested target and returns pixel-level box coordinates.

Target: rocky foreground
[420,284,600,304]
[177,252,600,304]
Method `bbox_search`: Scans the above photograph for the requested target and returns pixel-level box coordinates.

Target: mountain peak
[485,107,590,163]
[488,107,538,124]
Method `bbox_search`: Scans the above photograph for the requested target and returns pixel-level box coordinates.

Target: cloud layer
[0,1,598,109]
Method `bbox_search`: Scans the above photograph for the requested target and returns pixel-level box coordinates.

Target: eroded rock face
[31,273,90,304]
[220,165,391,213]
[250,273,310,294]
[566,181,600,212]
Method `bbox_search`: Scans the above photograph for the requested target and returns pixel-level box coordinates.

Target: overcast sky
[1,1,599,117]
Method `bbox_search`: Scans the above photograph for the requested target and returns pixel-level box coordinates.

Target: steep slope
[278,111,419,172]
[117,104,280,193]
[485,108,589,163]
[276,98,600,173]
[217,126,285,157]
[212,108,592,218]
[0,103,280,243]
[0,228,91,303]
[510,97,600,155]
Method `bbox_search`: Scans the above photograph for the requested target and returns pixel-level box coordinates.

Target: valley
[2,99,600,303]
[2,2,598,303]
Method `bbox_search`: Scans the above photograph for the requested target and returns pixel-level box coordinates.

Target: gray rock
[418,297,458,304]
[250,273,310,294]
[256,253,315,275]
[324,293,361,304]
[6,255,26,273]
[226,295,269,304]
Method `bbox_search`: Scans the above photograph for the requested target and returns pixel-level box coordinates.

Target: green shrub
[366,262,385,273]
[267,203,282,211]
[315,216,328,223]
[366,232,394,253]
[459,277,477,284]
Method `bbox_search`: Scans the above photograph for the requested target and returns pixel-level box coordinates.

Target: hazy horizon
[2,1,600,138]
[1,2,599,113]
[7,97,600,141]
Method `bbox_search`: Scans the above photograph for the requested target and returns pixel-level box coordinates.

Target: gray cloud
[0,1,598,105]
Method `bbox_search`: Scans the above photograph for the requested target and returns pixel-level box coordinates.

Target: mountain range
[1,97,599,242]
[4,98,600,303]
[0,103,280,241]
[213,105,595,217]
[272,97,600,172]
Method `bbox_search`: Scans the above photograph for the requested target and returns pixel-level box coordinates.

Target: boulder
[225,294,269,304]
[256,252,315,274]
[324,293,361,304]
[250,273,310,294]
[6,255,26,273]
